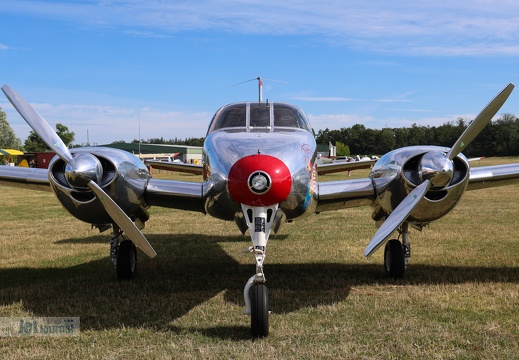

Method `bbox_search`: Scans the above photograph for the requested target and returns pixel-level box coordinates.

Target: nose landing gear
[241,204,278,338]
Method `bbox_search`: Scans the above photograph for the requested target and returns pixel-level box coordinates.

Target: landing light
[249,171,271,194]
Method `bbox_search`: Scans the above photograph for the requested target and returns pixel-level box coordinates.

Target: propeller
[364,82,515,257]
[1,85,156,258]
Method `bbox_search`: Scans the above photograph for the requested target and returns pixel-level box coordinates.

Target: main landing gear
[110,227,137,280]
[241,204,278,338]
[383,222,411,280]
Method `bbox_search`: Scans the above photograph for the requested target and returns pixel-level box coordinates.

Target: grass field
[1,157,518,359]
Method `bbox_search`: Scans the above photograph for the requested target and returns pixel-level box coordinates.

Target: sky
[1,0,519,146]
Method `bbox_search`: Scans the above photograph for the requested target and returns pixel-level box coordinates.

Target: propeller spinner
[364,82,515,257]
[1,85,157,258]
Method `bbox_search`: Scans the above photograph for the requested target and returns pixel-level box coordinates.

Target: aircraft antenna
[231,76,287,103]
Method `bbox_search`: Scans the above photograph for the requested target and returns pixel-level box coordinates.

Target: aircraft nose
[228,154,292,206]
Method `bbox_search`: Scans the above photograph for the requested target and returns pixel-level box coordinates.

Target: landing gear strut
[110,228,137,280]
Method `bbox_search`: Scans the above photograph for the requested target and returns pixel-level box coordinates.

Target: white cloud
[293,93,414,103]
[0,44,8,50]
[293,96,357,102]
[2,100,211,145]
[309,113,375,130]
[3,1,519,55]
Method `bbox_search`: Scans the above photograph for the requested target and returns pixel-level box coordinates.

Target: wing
[145,178,204,212]
[317,159,375,175]
[467,163,519,190]
[316,177,377,212]
[315,161,519,212]
[145,159,203,175]
[0,166,50,191]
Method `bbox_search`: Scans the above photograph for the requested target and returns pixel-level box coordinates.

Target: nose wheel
[250,283,269,338]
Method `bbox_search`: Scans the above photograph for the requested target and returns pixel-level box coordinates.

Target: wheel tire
[384,239,405,279]
[116,240,137,281]
[250,283,269,338]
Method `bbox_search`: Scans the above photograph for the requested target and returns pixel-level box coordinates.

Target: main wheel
[384,239,405,279]
[250,283,269,338]
[116,240,137,280]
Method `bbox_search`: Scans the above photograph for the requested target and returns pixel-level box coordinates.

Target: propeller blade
[364,180,430,257]
[1,84,74,163]
[87,181,157,258]
[447,83,515,161]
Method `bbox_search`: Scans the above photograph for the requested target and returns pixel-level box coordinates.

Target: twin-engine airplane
[1,83,519,338]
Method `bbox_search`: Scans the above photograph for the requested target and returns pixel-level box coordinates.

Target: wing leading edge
[317,159,375,175]
[316,177,377,212]
[144,160,203,175]
[144,178,204,213]
[315,161,519,214]
[467,163,519,190]
[0,166,50,191]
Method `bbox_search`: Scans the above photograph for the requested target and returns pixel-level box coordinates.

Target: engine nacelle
[370,146,470,226]
[48,147,151,226]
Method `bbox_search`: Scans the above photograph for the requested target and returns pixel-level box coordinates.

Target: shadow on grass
[1,232,518,337]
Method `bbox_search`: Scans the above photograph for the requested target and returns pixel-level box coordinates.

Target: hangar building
[101,143,203,164]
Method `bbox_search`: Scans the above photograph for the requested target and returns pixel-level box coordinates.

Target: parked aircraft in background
[1,82,518,338]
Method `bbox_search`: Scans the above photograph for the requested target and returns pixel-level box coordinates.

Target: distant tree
[24,123,75,152]
[182,137,205,146]
[375,128,396,154]
[0,106,23,150]
[56,123,75,147]
[407,123,428,146]
[335,141,350,156]
[25,130,50,152]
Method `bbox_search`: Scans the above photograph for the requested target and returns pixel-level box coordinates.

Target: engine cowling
[370,146,470,226]
[48,147,151,226]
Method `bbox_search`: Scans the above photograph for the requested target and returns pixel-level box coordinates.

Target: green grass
[1,157,518,358]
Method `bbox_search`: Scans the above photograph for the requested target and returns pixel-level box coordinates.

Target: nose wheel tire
[250,283,269,338]
[384,239,405,279]
[116,240,137,280]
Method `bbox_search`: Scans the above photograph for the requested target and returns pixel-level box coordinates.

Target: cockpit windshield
[207,102,312,134]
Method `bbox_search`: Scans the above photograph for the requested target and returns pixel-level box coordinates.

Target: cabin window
[207,102,312,134]
[273,104,309,130]
[249,104,271,128]
[207,104,246,133]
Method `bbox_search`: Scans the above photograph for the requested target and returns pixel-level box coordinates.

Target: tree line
[3,105,519,157]
[1,106,204,151]
[129,137,205,147]
[316,114,519,157]
[1,106,76,152]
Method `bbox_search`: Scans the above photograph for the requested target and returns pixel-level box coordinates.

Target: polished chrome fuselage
[201,102,318,221]
[202,129,317,221]
[31,102,473,234]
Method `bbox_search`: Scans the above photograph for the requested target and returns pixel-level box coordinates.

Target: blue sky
[1,1,519,145]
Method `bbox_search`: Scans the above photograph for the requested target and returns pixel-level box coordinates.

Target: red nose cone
[228,154,292,206]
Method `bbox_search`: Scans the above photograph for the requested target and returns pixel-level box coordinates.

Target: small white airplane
[1,82,518,338]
